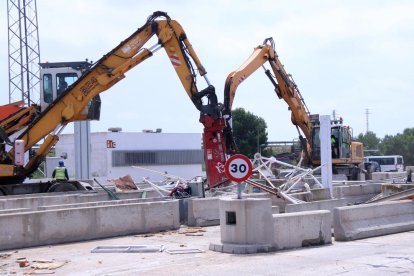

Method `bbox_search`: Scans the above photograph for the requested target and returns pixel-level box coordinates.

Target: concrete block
[333,200,414,241]
[285,199,346,213]
[219,198,274,246]
[381,184,414,197]
[406,166,414,172]
[285,199,346,226]
[245,193,288,212]
[187,197,220,227]
[209,241,276,254]
[310,188,332,201]
[387,172,407,179]
[333,174,348,181]
[371,172,388,181]
[0,200,180,251]
[219,243,275,254]
[333,184,382,204]
[273,210,332,250]
[290,188,333,202]
[209,243,223,252]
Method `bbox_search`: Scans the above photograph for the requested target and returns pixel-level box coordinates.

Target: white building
[51,130,205,183]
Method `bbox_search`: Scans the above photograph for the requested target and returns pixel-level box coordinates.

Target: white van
[363,155,404,172]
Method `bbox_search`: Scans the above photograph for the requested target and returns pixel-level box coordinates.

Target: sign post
[225,154,253,199]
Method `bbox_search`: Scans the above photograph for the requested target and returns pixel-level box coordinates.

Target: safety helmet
[59,160,64,166]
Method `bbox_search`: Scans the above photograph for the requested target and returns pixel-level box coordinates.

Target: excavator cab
[39,61,101,120]
[310,118,352,161]
[310,116,364,180]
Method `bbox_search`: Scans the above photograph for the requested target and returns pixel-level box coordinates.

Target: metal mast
[7,0,40,105]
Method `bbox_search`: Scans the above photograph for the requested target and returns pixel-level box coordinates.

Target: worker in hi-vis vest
[52,160,69,181]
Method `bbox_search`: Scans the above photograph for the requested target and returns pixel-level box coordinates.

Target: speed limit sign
[224,154,253,182]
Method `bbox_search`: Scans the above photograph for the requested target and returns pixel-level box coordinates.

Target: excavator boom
[222,38,311,158]
[0,11,222,185]
[219,37,363,180]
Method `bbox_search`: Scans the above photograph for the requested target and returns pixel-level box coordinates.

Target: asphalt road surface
[1,226,413,275]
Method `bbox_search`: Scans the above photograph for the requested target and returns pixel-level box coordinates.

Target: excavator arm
[0,11,220,184]
[0,101,39,140]
[222,37,312,160]
[220,37,363,178]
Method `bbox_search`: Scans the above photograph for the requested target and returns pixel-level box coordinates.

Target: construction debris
[178,227,206,236]
[16,257,29,267]
[0,253,12,259]
[30,260,68,270]
[111,175,137,191]
[165,249,205,254]
[91,245,164,253]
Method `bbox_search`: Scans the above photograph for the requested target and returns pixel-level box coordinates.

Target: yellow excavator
[0,11,223,195]
[221,37,364,179]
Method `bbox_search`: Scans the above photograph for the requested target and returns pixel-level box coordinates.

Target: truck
[205,37,364,186]
[0,11,223,195]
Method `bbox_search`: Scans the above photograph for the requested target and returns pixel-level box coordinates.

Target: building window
[112,149,203,167]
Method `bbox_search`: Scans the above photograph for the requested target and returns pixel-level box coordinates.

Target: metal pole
[320,115,333,198]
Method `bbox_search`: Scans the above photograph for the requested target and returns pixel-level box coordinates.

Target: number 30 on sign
[224,154,253,182]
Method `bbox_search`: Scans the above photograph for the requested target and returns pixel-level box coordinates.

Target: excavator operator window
[43,74,53,103]
[331,128,340,158]
[56,73,78,97]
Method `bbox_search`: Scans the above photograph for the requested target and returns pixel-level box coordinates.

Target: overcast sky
[1,0,413,141]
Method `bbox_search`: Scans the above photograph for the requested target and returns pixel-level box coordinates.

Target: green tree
[380,128,414,166]
[232,108,271,158]
[357,131,381,153]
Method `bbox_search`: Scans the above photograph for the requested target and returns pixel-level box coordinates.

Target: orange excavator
[205,37,364,187]
[0,11,225,195]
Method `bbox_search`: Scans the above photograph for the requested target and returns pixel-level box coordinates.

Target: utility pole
[365,108,371,133]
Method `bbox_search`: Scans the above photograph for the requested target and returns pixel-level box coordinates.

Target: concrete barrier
[272,206,280,214]
[0,190,161,210]
[309,188,332,201]
[187,198,220,227]
[244,193,289,212]
[381,184,414,197]
[273,210,332,250]
[289,188,332,202]
[333,200,414,241]
[333,184,382,204]
[286,199,346,213]
[37,197,167,211]
[371,172,388,181]
[286,199,346,226]
[0,200,180,251]
[0,208,31,214]
[371,172,407,181]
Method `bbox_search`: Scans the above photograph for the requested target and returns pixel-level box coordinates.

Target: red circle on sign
[225,154,253,182]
